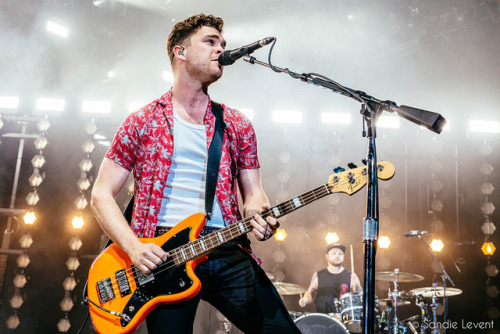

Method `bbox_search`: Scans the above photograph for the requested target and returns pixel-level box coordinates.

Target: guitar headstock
[327,161,395,195]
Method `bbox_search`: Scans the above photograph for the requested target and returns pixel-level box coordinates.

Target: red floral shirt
[106,90,260,239]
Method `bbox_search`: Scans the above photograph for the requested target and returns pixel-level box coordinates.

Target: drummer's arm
[351,272,363,293]
[299,272,318,308]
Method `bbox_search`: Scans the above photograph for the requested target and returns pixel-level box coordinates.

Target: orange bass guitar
[86,162,395,333]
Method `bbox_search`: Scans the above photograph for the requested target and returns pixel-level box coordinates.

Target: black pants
[146,242,300,334]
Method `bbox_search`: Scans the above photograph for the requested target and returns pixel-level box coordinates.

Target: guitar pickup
[133,266,155,286]
[96,277,115,303]
[115,269,131,297]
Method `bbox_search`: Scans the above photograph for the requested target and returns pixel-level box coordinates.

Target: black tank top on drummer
[315,268,351,313]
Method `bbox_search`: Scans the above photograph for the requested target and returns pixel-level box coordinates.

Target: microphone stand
[417,235,455,334]
[243,55,446,334]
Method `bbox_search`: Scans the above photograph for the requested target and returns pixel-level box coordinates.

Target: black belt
[155,225,222,238]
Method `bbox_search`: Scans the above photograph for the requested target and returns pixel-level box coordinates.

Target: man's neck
[171,78,210,124]
[326,264,345,274]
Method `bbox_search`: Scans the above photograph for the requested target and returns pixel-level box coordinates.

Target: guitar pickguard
[119,228,194,326]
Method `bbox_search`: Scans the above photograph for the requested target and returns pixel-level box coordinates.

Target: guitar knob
[348,162,357,169]
[179,279,185,287]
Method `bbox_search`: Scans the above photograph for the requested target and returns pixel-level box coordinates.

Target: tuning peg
[362,159,367,165]
[348,162,357,169]
[333,167,345,173]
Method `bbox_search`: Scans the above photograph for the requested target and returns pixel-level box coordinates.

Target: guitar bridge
[97,277,115,303]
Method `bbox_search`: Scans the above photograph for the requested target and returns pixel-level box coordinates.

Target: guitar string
[102,174,363,292]
[101,171,374,293]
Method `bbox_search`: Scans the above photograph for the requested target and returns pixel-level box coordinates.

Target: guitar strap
[122,101,225,225]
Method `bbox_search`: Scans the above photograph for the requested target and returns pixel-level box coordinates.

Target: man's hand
[249,203,280,241]
[128,241,169,275]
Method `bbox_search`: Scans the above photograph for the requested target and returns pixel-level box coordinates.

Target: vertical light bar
[46,21,69,38]
[0,96,20,109]
[470,120,500,133]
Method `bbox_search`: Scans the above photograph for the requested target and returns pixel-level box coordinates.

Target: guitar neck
[171,183,333,265]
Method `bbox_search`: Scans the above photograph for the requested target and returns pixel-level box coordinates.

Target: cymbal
[375,271,424,282]
[273,282,307,295]
[410,287,462,297]
[378,298,411,308]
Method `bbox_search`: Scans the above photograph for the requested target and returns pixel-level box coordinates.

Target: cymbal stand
[387,269,400,334]
[415,294,429,334]
[429,283,439,334]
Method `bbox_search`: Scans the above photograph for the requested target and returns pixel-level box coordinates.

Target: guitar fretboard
[170,183,334,265]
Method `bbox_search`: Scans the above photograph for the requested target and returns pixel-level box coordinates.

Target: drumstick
[350,244,354,273]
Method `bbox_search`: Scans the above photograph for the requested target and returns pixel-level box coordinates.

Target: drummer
[298,242,362,313]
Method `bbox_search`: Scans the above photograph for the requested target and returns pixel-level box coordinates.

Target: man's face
[326,248,344,266]
[183,26,226,85]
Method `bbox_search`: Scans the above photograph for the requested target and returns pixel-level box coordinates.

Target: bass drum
[294,313,349,334]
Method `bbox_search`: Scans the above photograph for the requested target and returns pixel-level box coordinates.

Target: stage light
[6,314,20,329]
[486,286,499,299]
[10,293,23,309]
[37,118,51,131]
[60,295,74,312]
[107,71,115,78]
[239,109,254,121]
[482,222,496,235]
[325,232,339,244]
[34,136,48,150]
[0,96,19,109]
[321,112,351,124]
[79,159,93,172]
[163,70,174,82]
[81,140,96,154]
[19,233,33,249]
[31,154,46,168]
[481,202,495,215]
[482,242,496,256]
[35,98,65,112]
[274,228,287,241]
[481,182,494,195]
[74,195,88,210]
[430,239,444,252]
[13,274,27,288]
[486,264,499,277]
[57,318,71,332]
[66,256,80,271]
[29,172,43,187]
[46,21,69,38]
[62,277,77,292]
[82,100,111,113]
[272,110,302,124]
[16,254,30,269]
[68,236,83,251]
[71,216,84,229]
[470,120,500,133]
[23,211,36,225]
[376,115,400,129]
[378,236,391,249]
[26,192,40,206]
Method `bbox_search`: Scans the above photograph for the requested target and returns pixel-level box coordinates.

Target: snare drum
[294,313,349,334]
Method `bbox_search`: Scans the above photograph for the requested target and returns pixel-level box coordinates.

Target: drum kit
[278,268,462,334]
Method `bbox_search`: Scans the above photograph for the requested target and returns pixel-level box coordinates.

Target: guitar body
[86,162,396,334]
[87,213,208,334]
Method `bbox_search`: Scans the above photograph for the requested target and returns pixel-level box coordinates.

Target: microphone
[404,230,428,237]
[218,37,275,66]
